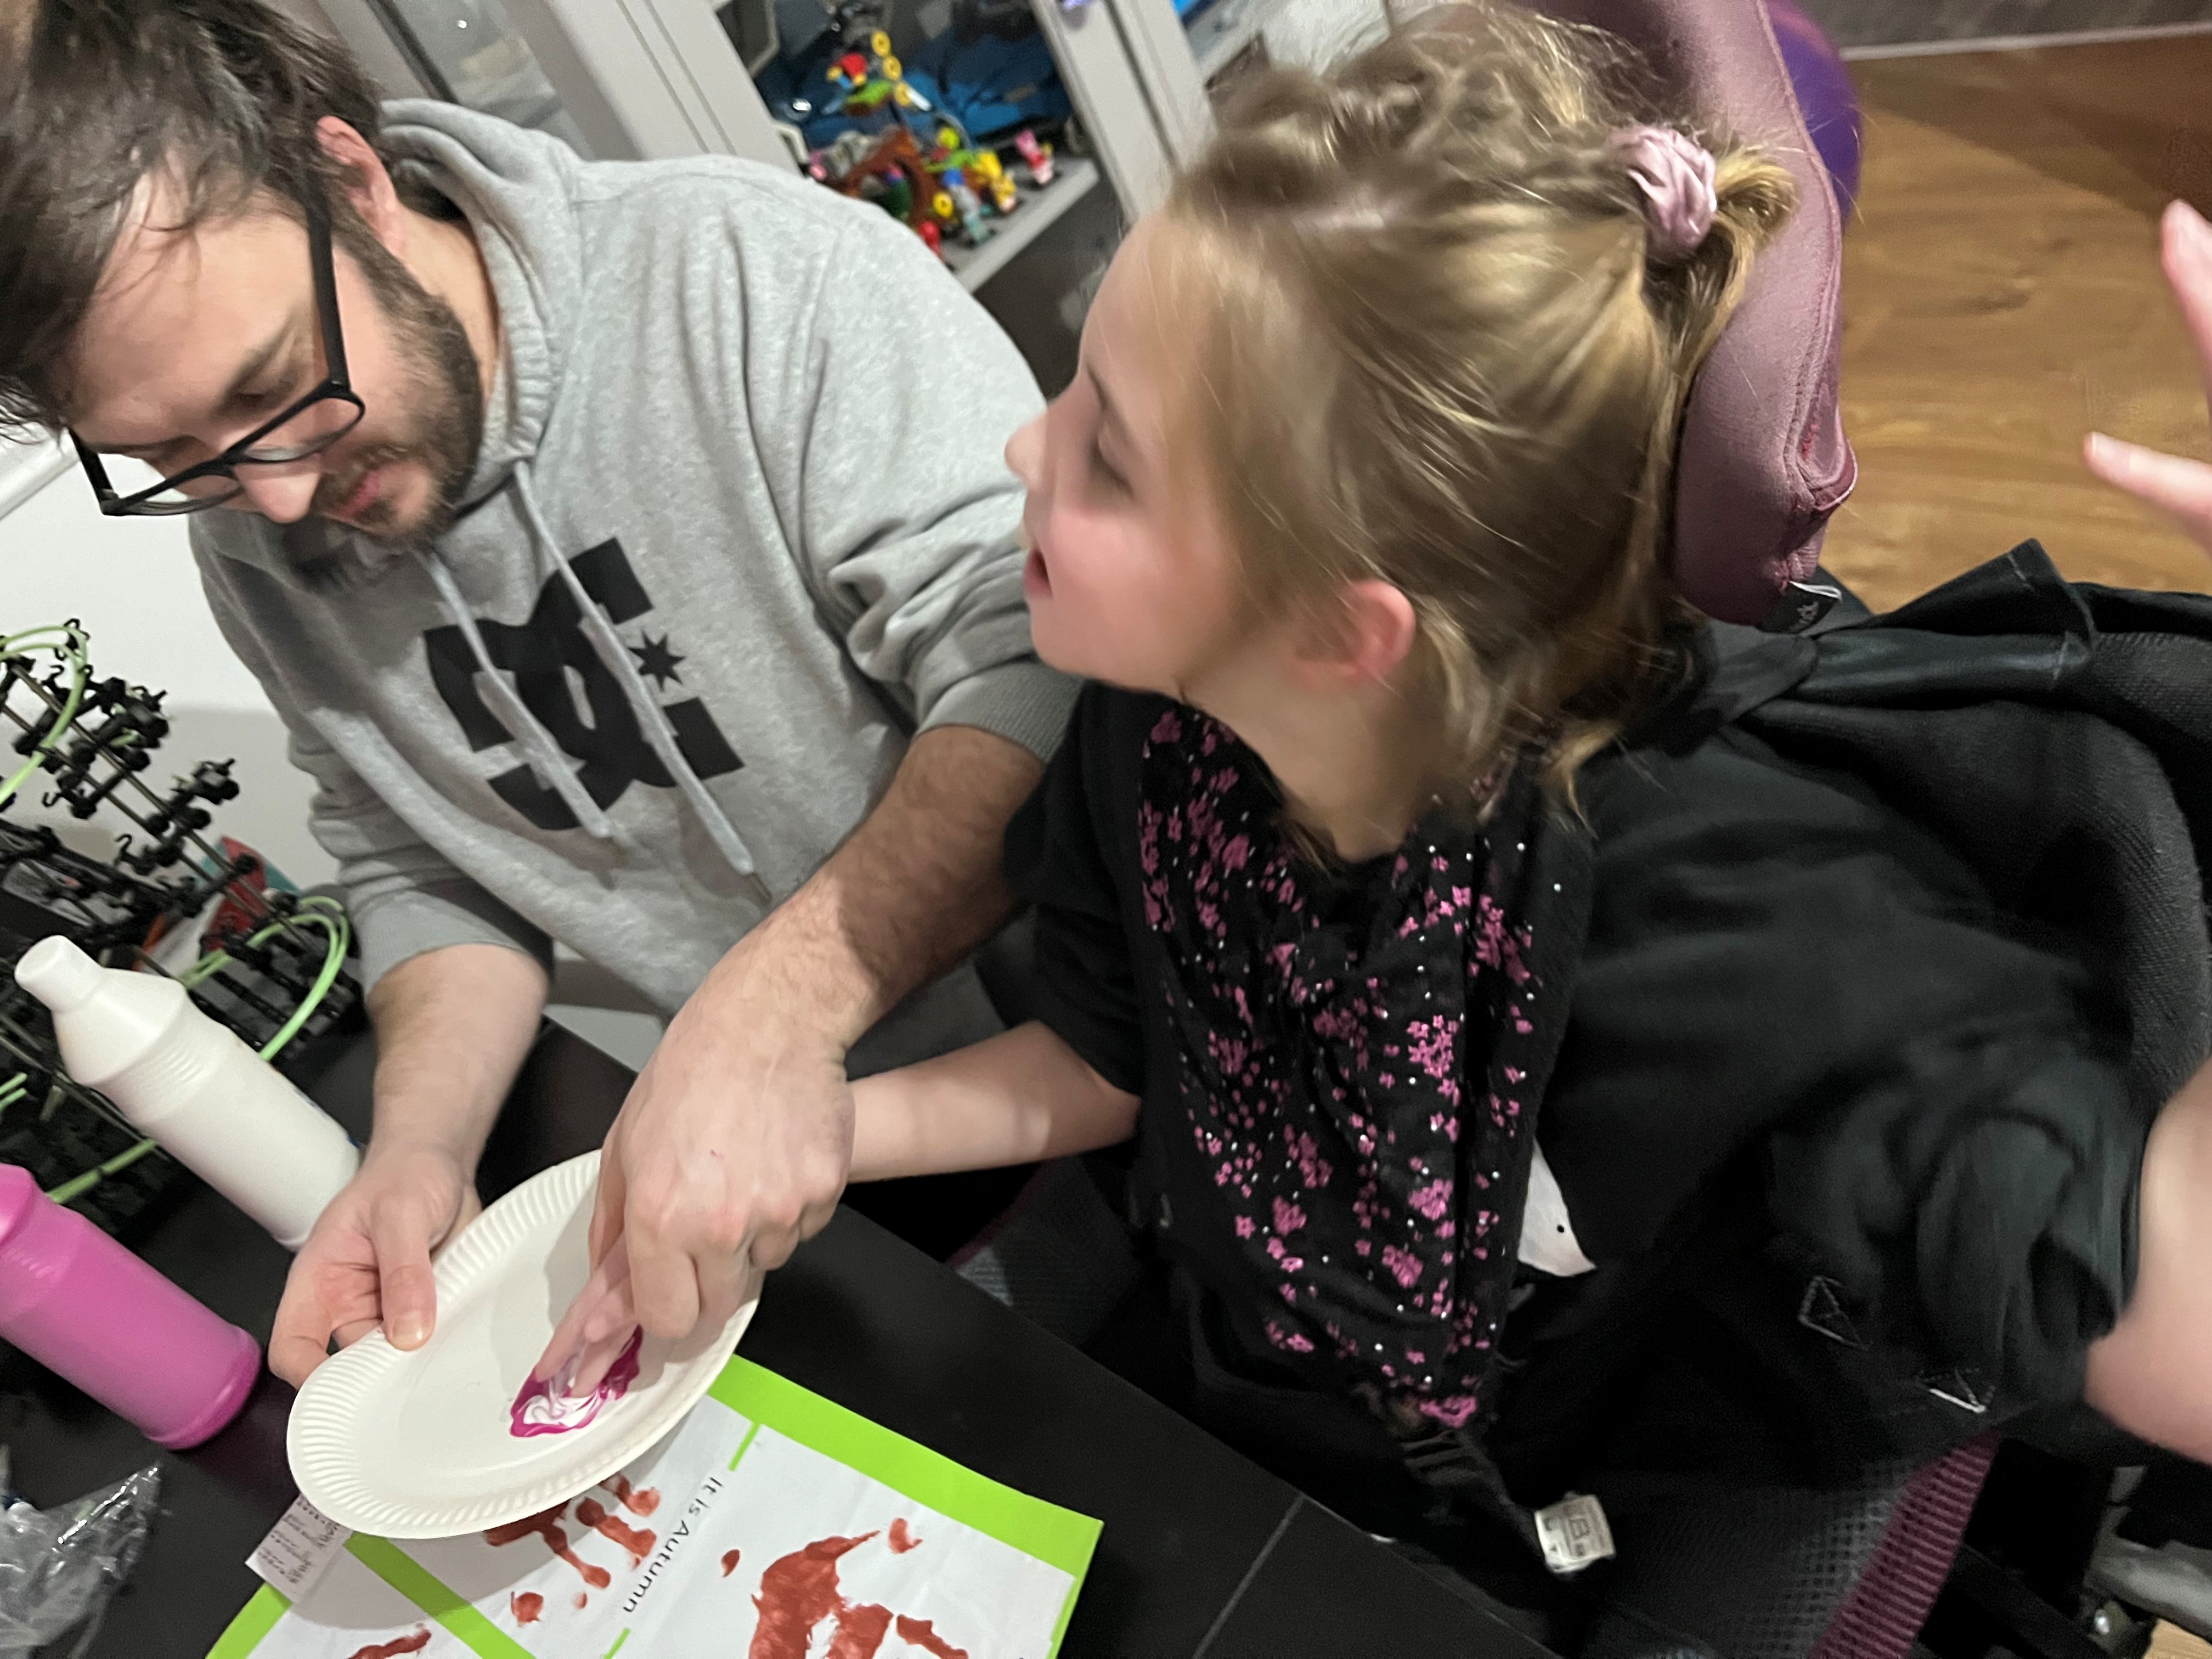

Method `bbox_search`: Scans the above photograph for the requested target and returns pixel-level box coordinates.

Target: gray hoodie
[193,102,1070,1058]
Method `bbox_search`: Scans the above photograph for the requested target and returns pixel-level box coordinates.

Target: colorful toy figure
[825,32,909,115]
[947,178,992,245]
[826,130,875,173]
[1014,129,1056,188]
[967,150,1015,215]
[801,32,1047,256]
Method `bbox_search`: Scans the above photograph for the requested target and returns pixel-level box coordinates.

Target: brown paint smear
[483,1503,612,1589]
[510,1592,544,1626]
[829,1602,894,1659]
[887,1519,922,1554]
[745,1531,971,1659]
[574,1497,657,1565]
[573,1593,589,1611]
[602,1475,661,1516]
[895,1616,970,1659]
[343,1632,431,1659]
[749,1533,874,1659]
[721,1548,744,1577]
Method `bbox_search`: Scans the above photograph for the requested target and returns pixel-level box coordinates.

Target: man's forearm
[711,724,1043,1055]
[366,943,550,1170]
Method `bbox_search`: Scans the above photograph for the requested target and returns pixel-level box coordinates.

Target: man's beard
[283,214,484,592]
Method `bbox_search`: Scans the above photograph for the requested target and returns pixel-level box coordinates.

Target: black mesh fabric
[1579,1463,1917,1659]
[952,1157,1144,1348]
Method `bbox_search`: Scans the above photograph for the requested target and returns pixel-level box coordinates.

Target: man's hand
[538,727,1044,1390]
[270,942,547,1387]
[269,1142,482,1386]
[595,940,854,1336]
[2086,199,2212,552]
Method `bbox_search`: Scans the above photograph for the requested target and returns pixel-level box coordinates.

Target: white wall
[1262,0,1392,66]
[0,469,336,889]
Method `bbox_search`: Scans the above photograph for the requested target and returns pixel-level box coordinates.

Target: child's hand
[2085,200,2212,559]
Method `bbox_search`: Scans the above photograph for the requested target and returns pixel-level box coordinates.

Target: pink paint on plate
[509,1328,644,1438]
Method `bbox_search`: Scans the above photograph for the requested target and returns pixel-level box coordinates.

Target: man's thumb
[372,1207,439,1351]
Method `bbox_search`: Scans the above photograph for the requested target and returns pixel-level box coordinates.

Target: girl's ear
[1290,578,1418,689]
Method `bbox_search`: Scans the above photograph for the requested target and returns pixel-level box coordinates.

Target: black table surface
[4,1023,1550,1659]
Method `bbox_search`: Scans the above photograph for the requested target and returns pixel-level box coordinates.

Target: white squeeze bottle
[15,935,359,1250]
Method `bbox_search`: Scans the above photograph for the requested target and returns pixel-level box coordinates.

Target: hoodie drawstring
[420,547,614,839]
[512,469,763,880]
[424,466,768,901]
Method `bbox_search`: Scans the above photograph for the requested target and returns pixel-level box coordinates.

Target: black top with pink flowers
[1008,683,2141,1466]
[1122,703,1564,1431]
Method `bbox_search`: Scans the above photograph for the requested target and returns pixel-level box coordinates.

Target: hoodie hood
[225,100,586,588]
[382,98,586,510]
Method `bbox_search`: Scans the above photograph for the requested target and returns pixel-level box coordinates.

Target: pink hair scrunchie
[1609,125,1719,263]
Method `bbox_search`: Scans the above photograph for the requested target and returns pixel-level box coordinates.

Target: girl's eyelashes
[1089,438,1130,494]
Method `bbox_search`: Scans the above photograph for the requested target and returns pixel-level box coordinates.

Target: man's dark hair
[0,0,397,435]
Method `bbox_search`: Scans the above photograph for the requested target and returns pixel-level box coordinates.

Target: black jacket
[1007,543,2187,1534]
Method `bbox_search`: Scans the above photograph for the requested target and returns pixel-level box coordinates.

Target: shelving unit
[1186,0,1294,81]
[302,0,1213,386]
[943,158,1102,292]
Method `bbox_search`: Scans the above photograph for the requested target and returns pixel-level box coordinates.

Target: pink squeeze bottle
[0,1163,260,1448]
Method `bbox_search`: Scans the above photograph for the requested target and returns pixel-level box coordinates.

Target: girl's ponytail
[1162,2,1799,811]
[1639,135,1797,384]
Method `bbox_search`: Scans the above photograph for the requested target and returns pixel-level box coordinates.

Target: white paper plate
[287,1150,758,1539]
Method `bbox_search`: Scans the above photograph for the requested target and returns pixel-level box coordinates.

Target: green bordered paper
[211,1356,1099,1659]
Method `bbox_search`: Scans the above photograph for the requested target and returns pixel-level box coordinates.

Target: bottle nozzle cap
[16,935,103,1015]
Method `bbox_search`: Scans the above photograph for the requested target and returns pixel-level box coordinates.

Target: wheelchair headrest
[1534,0,1857,623]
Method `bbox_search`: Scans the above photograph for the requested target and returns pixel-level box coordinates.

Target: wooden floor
[1822,35,2212,610]
[1798,0,2212,52]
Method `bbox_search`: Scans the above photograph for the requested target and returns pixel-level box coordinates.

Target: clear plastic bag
[0,1450,161,1658]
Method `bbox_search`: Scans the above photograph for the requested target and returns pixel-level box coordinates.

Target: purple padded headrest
[1535,0,1857,623]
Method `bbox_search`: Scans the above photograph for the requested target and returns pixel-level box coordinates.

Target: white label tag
[1535,1492,1616,1576]
[248,1494,352,1602]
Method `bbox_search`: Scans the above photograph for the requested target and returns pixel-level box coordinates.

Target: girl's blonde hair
[1163,1,1796,800]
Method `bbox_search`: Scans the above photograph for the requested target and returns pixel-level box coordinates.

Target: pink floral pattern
[1138,707,1543,1430]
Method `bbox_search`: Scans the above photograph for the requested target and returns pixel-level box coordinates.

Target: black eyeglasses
[73,191,366,517]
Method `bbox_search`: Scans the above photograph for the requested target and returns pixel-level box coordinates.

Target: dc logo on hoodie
[425,539,741,831]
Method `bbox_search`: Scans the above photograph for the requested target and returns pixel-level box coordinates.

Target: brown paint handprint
[574,1498,656,1565]
[481,1475,666,1611]
[483,1503,611,1590]
[745,1523,968,1659]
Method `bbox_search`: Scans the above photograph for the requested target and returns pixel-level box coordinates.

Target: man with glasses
[73,193,370,519]
[0,0,1069,1382]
